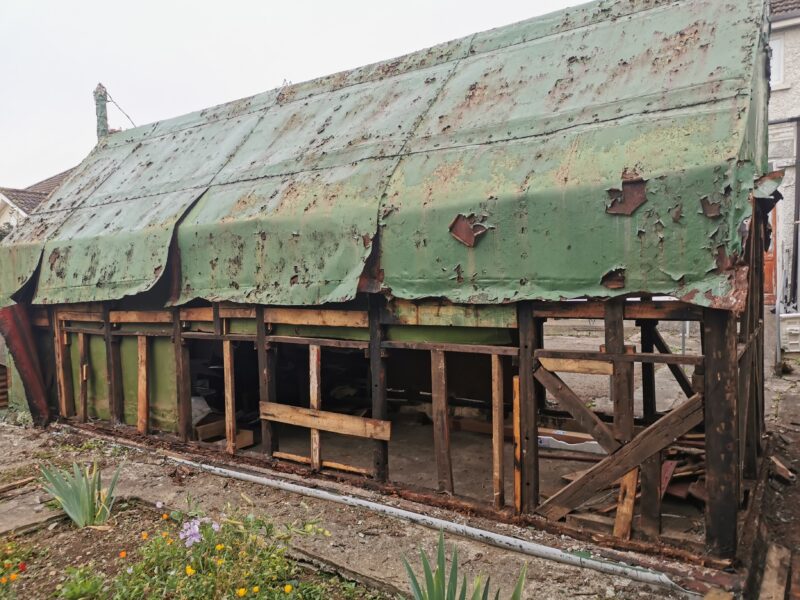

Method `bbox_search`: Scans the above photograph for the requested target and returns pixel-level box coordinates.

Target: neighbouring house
[0,0,776,567]
[0,169,75,235]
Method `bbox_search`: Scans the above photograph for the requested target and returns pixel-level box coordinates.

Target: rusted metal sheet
[0,0,772,311]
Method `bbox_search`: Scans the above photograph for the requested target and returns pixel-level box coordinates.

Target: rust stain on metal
[601,268,626,289]
[700,196,722,218]
[606,170,647,216]
[449,213,489,247]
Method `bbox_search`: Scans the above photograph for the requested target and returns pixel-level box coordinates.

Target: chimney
[93,83,108,140]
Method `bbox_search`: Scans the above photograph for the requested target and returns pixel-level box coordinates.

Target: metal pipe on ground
[167,456,688,595]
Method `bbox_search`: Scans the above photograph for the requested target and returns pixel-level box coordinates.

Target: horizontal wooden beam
[179,307,213,322]
[539,356,614,375]
[271,451,371,476]
[265,307,368,328]
[260,402,391,441]
[530,300,702,321]
[109,310,173,324]
[537,394,704,521]
[267,335,368,349]
[534,349,703,366]
[58,311,103,323]
[381,340,517,356]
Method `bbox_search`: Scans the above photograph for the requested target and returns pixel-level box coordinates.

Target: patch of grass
[57,565,106,599]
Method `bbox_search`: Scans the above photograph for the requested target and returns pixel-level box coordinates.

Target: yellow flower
[216,558,225,566]
[166,539,173,545]
[237,588,247,597]
[162,513,169,520]
[252,586,260,593]
[185,565,196,577]
[141,532,149,540]
[284,584,293,594]
[215,543,225,551]
[8,574,17,582]
[161,532,168,538]
[119,550,127,559]
[0,576,7,585]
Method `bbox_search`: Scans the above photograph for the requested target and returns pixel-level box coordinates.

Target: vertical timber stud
[640,320,657,423]
[77,332,88,423]
[512,376,522,513]
[52,309,75,417]
[137,336,149,435]
[703,308,739,557]
[256,307,278,456]
[517,301,539,512]
[431,349,454,493]
[491,354,505,509]
[309,344,322,471]
[173,309,192,441]
[223,340,236,455]
[368,296,388,481]
[103,306,123,424]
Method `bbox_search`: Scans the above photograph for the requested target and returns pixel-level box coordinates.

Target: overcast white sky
[0,0,581,188]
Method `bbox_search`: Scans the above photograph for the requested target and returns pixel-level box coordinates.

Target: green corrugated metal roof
[0,0,772,310]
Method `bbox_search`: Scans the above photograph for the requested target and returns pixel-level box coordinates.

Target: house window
[770,37,785,87]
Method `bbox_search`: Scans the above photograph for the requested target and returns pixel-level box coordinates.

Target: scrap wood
[759,544,791,600]
[660,460,678,499]
[0,476,36,495]
[687,479,708,503]
[789,552,800,600]
[666,480,691,499]
[770,456,796,484]
[612,468,638,540]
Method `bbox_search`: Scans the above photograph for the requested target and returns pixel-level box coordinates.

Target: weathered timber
[651,328,695,397]
[640,452,662,538]
[267,335,367,350]
[517,301,539,511]
[537,393,703,520]
[532,365,620,453]
[512,375,522,512]
[58,310,104,323]
[173,309,192,441]
[758,544,791,600]
[491,354,505,509]
[309,344,322,471]
[271,451,371,476]
[264,307,368,328]
[259,403,391,440]
[223,339,236,455]
[533,349,702,366]
[431,349,453,493]
[369,296,388,481]
[703,308,739,558]
[529,300,702,321]
[53,310,74,418]
[179,307,213,322]
[137,336,149,434]
[640,320,657,422]
[77,332,89,423]
[538,356,614,375]
[383,300,517,329]
[382,340,517,356]
[255,307,278,456]
[109,310,173,324]
[103,307,123,424]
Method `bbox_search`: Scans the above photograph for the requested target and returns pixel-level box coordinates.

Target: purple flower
[211,521,220,532]
[179,518,202,548]
[156,501,164,509]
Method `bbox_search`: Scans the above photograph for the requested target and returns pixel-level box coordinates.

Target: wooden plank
[639,452,662,537]
[516,302,539,512]
[537,393,704,520]
[223,339,236,455]
[173,309,192,441]
[369,296,389,481]
[382,340,517,356]
[264,307,368,328]
[271,451,371,476]
[58,310,103,323]
[789,552,800,600]
[256,306,278,457]
[259,402,391,440]
[431,349,453,493]
[195,416,226,440]
[513,375,522,513]
[703,308,739,558]
[538,356,613,375]
[613,468,638,539]
[491,354,505,509]
[309,344,322,471]
[219,305,256,319]
[651,328,695,397]
[137,336,149,434]
[640,321,657,422]
[77,332,89,423]
[109,310,173,324]
[533,365,620,453]
[53,310,75,418]
[103,307,123,424]
[605,301,633,442]
[383,299,517,329]
[758,544,791,600]
[179,307,213,322]
[534,348,702,366]
[530,300,702,321]
[267,335,368,350]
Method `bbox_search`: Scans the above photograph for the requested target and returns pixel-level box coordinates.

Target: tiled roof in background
[772,0,800,20]
[0,167,76,215]
[25,168,75,196]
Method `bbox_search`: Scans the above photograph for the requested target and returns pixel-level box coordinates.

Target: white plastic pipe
[168,456,687,594]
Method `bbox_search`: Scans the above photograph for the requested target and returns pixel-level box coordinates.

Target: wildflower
[179,518,202,548]
[0,577,7,585]
[185,565,196,577]
[8,574,17,582]
[141,532,149,540]
[211,521,221,532]
[284,583,293,594]
[216,559,225,566]
[237,588,247,597]
[126,567,133,575]
[161,532,168,538]
[156,501,164,509]
[252,586,260,593]
[162,513,169,520]
[119,550,127,559]
[17,563,26,572]
[166,539,173,545]
[215,543,225,551]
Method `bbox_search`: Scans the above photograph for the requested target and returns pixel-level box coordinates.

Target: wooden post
[516,301,539,512]
[309,344,322,471]
[256,306,278,456]
[137,336,149,434]
[77,332,88,423]
[223,339,236,455]
[173,309,192,442]
[703,308,739,558]
[52,310,75,418]
[640,320,657,422]
[431,349,453,493]
[103,306,123,424]
[368,296,389,481]
[640,452,662,538]
[491,354,505,509]
[512,375,522,513]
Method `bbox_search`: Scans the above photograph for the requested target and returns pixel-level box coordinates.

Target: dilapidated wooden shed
[0,0,778,561]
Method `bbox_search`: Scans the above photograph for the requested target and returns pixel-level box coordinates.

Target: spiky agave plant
[403,531,527,600]
[40,461,122,528]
